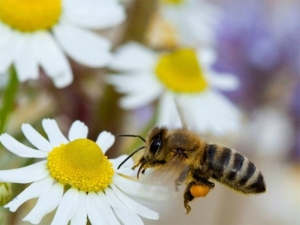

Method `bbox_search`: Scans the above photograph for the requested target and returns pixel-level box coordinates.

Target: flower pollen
[155,48,208,93]
[0,0,62,32]
[47,139,114,192]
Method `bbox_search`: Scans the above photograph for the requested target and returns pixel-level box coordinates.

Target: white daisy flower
[158,0,222,47]
[108,42,240,135]
[0,0,125,88]
[0,119,168,224]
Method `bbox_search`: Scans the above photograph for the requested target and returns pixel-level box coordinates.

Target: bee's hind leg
[193,175,215,189]
[183,181,197,214]
[183,178,215,214]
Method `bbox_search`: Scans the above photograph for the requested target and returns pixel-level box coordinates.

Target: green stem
[122,0,158,43]
[0,66,19,134]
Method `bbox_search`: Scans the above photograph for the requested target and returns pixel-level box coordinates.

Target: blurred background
[0,0,299,224]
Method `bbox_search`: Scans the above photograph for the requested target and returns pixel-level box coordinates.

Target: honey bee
[118,127,266,214]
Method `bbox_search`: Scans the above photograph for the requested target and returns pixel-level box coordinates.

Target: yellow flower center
[161,0,184,4]
[155,48,208,93]
[0,0,62,32]
[47,139,114,192]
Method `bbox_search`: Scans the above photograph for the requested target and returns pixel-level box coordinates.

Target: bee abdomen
[204,144,266,194]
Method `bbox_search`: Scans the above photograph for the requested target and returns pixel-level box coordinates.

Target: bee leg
[174,179,182,191]
[193,175,215,189]
[183,178,215,214]
[183,181,197,214]
[175,168,188,191]
[131,157,146,170]
[131,163,140,170]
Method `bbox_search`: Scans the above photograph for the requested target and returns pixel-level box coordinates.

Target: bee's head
[127,127,169,179]
[144,127,203,167]
[143,127,167,161]
[117,126,200,179]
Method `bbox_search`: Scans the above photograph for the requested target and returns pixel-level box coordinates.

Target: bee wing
[138,158,188,195]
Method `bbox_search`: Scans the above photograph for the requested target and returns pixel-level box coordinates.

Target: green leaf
[0,66,19,133]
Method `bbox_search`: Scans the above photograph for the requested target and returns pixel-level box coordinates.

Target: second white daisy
[108,42,240,135]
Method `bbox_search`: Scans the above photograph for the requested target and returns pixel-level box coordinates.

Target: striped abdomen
[203,144,266,194]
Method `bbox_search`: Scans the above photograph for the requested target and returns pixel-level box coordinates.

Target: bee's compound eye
[149,138,162,155]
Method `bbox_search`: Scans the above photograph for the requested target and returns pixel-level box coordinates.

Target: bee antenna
[116,134,146,143]
[117,146,145,170]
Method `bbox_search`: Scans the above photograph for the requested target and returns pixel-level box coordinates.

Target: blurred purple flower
[213,1,300,106]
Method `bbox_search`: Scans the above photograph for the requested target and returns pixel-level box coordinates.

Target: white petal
[116,167,138,177]
[208,72,240,91]
[51,69,73,88]
[176,91,241,135]
[110,183,159,219]
[107,73,145,93]
[109,74,163,109]
[109,42,157,71]
[21,123,53,152]
[34,32,66,76]
[180,17,216,45]
[64,0,125,29]
[113,174,169,201]
[110,155,134,172]
[119,87,162,109]
[5,176,53,212]
[0,134,48,158]
[162,1,221,46]
[97,192,120,225]
[23,183,63,224]
[0,23,12,49]
[156,93,182,128]
[0,30,21,74]
[34,31,73,88]
[53,22,112,67]
[197,47,218,67]
[14,34,39,81]
[42,119,68,146]
[68,120,88,141]
[86,192,107,225]
[96,131,115,154]
[176,94,210,133]
[70,191,87,225]
[177,2,220,46]
[0,160,48,183]
[105,188,143,225]
[107,72,162,95]
[51,188,79,225]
